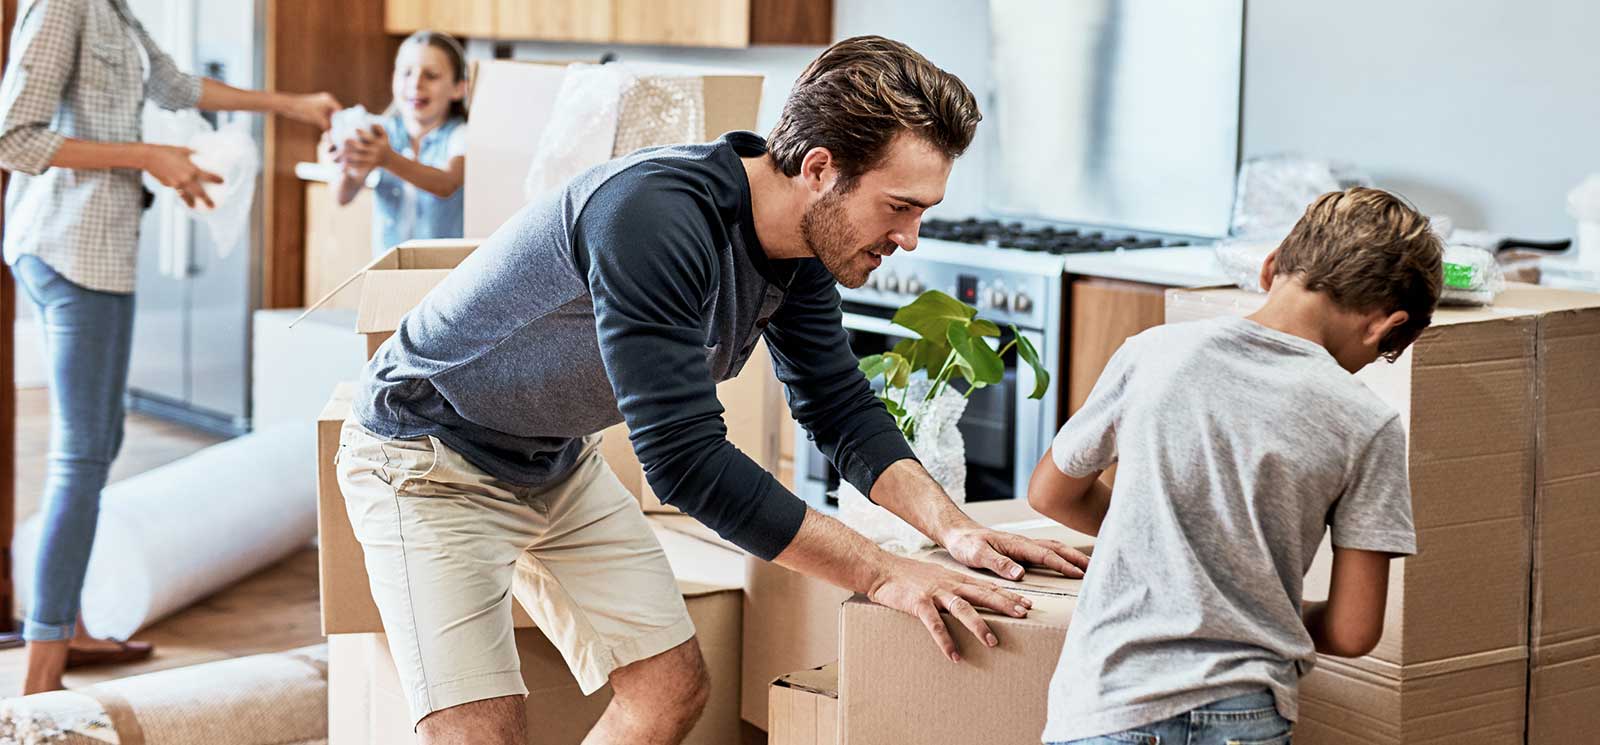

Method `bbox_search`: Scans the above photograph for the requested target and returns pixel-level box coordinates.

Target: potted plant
[839,289,1052,550]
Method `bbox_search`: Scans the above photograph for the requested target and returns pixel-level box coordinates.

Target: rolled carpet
[0,644,328,745]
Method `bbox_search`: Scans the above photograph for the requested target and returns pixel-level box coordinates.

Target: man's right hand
[866,554,1034,663]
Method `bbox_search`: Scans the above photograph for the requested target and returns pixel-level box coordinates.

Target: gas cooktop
[918,218,1190,255]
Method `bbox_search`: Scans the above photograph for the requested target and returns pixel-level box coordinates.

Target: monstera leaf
[946,324,1004,388]
[1010,325,1051,399]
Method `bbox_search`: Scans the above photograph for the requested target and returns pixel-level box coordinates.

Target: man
[337,36,1089,745]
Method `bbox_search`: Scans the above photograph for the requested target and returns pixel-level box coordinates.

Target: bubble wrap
[523,64,707,202]
[329,104,383,149]
[840,382,969,553]
[1230,155,1371,238]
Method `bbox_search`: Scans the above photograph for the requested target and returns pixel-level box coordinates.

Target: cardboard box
[769,665,838,745]
[1529,645,1600,745]
[299,238,480,359]
[837,501,1092,744]
[1295,652,1529,745]
[328,529,744,745]
[464,60,764,238]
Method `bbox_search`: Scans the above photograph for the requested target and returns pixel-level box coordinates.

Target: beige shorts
[335,420,694,726]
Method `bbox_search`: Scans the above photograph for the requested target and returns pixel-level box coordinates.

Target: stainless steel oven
[793,239,1065,509]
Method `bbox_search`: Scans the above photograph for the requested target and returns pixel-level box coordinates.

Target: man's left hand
[940,525,1089,581]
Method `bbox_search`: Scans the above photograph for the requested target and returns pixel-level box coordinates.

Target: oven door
[794,301,1038,508]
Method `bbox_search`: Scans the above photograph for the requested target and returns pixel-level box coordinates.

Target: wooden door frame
[2,0,19,635]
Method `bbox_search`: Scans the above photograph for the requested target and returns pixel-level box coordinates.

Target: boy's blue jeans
[1052,691,1292,745]
[12,256,135,642]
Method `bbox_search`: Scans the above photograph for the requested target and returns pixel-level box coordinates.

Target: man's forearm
[773,508,895,595]
[866,458,978,546]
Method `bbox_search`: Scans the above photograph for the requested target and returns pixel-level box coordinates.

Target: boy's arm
[1303,547,1393,656]
[1309,415,1415,657]
[1027,447,1113,536]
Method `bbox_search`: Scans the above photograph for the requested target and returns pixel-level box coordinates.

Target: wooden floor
[0,386,324,693]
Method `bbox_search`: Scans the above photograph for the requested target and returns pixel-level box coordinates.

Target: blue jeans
[12,256,135,642]
[1053,691,1292,745]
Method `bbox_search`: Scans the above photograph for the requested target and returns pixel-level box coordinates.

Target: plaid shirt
[0,0,200,293]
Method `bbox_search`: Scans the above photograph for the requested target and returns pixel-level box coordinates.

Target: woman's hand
[281,91,341,130]
[336,124,390,173]
[142,144,222,209]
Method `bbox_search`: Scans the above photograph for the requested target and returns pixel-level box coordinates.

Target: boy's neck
[1245,276,1362,367]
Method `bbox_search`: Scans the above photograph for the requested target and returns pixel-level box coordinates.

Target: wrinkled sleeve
[577,177,806,560]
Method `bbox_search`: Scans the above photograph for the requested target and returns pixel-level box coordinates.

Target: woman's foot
[64,617,153,669]
[21,639,68,695]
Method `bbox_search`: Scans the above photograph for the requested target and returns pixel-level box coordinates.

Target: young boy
[1029,187,1444,745]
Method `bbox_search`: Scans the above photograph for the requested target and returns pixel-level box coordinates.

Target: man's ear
[799,146,836,195]
[1258,248,1281,291]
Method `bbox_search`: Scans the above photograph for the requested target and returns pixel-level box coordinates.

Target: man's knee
[417,694,526,745]
[612,637,711,731]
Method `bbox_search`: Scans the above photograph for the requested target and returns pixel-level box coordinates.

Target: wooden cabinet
[386,0,831,47]
[497,0,611,43]
[1067,277,1169,415]
[385,0,497,37]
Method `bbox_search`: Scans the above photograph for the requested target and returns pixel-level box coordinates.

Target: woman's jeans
[12,256,135,642]
[1053,691,1292,745]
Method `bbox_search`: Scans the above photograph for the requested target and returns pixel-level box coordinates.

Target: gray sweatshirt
[354,132,915,560]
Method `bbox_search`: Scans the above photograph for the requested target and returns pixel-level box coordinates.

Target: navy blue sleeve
[574,176,806,560]
[764,261,917,500]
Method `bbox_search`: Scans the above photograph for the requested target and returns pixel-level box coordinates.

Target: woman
[330,30,469,256]
[0,0,339,694]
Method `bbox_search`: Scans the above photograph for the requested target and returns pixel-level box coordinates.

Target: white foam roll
[13,423,318,640]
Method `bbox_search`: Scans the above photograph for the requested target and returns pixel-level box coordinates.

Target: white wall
[508,0,994,219]
[1244,0,1600,238]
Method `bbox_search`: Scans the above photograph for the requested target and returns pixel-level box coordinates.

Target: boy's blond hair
[1274,187,1443,360]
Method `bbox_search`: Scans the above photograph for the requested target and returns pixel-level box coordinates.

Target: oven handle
[841,313,908,338]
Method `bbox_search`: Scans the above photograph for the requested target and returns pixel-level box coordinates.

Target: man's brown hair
[1275,187,1444,360]
[767,35,980,192]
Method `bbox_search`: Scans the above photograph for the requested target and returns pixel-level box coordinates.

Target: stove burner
[919,218,1186,255]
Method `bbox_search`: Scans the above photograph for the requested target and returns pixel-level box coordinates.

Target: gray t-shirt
[1041,316,1417,743]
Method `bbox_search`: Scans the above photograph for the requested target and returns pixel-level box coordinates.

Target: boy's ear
[1258,248,1280,291]
[1364,309,1411,350]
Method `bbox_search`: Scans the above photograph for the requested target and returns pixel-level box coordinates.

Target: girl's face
[393,42,464,128]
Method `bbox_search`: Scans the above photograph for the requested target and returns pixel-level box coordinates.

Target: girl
[0,0,339,694]
[332,31,469,256]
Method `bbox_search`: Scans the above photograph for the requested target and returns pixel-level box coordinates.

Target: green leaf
[892,290,977,344]
[969,319,1002,337]
[1010,324,1052,399]
[882,351,911,389]
[883,397,907,420]
[947,324,1004,388]
[858,353,890,380]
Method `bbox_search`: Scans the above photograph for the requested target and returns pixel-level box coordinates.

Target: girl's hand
[142,144,223,209]
[336,124,390,172]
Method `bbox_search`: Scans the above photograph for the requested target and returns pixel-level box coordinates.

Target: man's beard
[800,191,890,289]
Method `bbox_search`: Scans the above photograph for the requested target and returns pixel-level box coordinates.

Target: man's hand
[940,523,1090,581]
[866,554,1034,663]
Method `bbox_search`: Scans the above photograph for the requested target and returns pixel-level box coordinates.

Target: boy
[1029,187,1443,744]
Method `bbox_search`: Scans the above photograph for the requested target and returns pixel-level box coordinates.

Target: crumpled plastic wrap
[329,104,384,150]
[1567,174,1600,270]
[1230,155,1372,239]
[523,64,706,202]
[141,106,261,256]
[1213,238,1278,293]
[1439,244,1505,306]
[839,381,968,554]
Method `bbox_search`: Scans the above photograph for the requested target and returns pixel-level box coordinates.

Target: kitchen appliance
[126,0,264,435]
[791,219,1191,510]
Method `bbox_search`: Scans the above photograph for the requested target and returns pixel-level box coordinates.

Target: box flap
[774,664,838,698]
[296,240,479,326]
[653,523,744,594]
[354,269,455,334]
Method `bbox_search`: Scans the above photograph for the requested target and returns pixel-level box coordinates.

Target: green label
[1443,262,1477,289]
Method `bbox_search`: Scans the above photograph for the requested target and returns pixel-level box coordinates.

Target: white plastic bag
[1439,244,1505,306]
[329,104,384,151]
[140,106,260,255]
[1230,155,1371,239]
[839,381,968,554]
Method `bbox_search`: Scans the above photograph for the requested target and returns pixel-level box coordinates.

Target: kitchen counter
[1062,244,1232,288]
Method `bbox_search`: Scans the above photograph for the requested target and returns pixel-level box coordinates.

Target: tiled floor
[0,386,323,694]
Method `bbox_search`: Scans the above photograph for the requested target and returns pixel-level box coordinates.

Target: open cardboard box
[836,500,1094,744]
[768,665,839,745]
[1166,283,1600,743]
